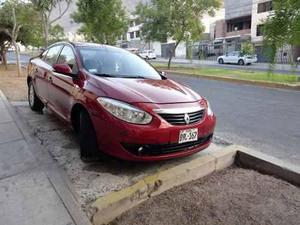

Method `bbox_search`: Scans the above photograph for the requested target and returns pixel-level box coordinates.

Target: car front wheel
[218,58,224,64]
[28,81,44,111]
[79,110,101,161]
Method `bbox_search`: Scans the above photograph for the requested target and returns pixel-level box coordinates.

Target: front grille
[158,109,205,125]
[122,134,213,156]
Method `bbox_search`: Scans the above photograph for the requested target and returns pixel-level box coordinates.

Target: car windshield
[79,46,162,79]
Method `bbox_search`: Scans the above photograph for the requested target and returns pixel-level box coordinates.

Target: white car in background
[217,51,257,65]
[139,50,156,60]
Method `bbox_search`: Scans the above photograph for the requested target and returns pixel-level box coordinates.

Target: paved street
[154,58,300,75]
[6,52,300,75]
[169,72,300,165]
[7,51,34,65]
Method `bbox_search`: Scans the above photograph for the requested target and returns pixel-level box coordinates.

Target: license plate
[179,128,198,144]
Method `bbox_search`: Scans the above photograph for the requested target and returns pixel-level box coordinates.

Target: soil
[111,167,300,225]
[0,65,27,101]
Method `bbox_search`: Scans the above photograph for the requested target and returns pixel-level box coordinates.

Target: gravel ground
[111,167,300,225]
[13,104,224,218]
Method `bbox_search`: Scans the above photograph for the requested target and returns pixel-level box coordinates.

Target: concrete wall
[225,0,252,20]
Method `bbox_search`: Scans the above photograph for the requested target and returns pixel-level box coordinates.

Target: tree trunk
[44,22,49,47]
[0,49,8,70]
[12,40,22,77]
[167,41,181,69]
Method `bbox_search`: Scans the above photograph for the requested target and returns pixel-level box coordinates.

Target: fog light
[138,147,144,154]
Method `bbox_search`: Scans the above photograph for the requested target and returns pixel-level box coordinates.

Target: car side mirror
[159,71,165,76]
[53,63,72,75]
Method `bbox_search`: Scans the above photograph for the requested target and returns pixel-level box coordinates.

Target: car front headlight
[97,97,152,124]
[207,101,214,116]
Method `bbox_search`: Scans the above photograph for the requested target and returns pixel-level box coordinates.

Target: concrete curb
[162,70,300,91]
[91,145,300,225]
[235,145,300,186]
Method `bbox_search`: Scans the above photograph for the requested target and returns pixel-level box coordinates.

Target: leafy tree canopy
[241,42,255,56]
[264,0,300,47]
[0,0,41,46]
[135,0,221,68]
[72,0,128,45]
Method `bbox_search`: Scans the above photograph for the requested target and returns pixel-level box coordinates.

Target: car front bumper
[91,102,216,161]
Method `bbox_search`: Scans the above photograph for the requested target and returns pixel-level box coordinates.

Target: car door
[47,45,79,121]
[34,45,63,103]
[223,53,230,63]
[32,50,48,102]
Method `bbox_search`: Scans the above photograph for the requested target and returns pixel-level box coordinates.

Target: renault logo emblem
[184,113,190,124]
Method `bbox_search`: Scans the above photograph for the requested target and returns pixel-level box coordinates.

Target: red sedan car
[27,42,216,161]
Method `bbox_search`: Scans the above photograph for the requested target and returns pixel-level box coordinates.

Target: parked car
[27,42,216,161]
[217,51,257,65]
[139,50,156,60]
[125,48,139,54]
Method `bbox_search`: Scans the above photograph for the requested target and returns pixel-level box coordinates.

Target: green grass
[151,63,299,84]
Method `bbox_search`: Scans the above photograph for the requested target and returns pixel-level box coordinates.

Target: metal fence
[187,43,294,64]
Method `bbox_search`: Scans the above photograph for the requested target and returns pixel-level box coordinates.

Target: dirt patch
[0,65,27,101]
[111,167,300,225]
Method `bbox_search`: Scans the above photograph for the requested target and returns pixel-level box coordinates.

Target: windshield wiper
[124,75,146,79]
[93,73,146,79]
[93,73,118,78]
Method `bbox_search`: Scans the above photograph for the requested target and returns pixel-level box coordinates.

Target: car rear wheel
[79,110,101,161]
[238,59,245,65]
[28,81,44,111]
[218,58,224,64]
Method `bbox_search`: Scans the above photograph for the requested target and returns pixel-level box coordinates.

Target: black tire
[28,81,44,111]
[79,110,100,160]
[218,58,224,64]
[238,59,245,65]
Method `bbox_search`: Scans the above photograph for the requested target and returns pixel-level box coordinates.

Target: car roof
[48,41,123,51]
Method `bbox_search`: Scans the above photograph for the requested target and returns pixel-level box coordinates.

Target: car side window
[57,45,78,74]
[44,45,62,66]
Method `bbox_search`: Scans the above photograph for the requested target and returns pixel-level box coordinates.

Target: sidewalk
[0,91,91,225]
[154,58,300,75]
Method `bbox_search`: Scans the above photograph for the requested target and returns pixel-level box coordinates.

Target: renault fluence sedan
[27,42,216,161]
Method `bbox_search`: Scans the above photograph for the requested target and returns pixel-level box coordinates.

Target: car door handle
[48,76,53,82]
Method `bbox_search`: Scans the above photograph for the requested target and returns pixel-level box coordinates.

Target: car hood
[90,77,202,104]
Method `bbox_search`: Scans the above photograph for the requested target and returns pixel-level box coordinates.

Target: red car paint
[27,42,216,161]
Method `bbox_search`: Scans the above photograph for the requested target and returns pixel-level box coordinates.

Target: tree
[0,32,11,70]
[48,24,66,45]
[264,0,300,63]
[0,0,38,76]
[136,0,220,69]
[72,0,128,45]
[31,0,71,46]
[241,42,255,56]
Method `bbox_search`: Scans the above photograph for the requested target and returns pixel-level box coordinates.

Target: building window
[227,20,251,32]
[129,32,134,39]
[256,24,264,36]
[135,31,140,38]
[257,1,272,13]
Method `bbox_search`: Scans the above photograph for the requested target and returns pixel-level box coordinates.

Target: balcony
[226,29,251,38]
